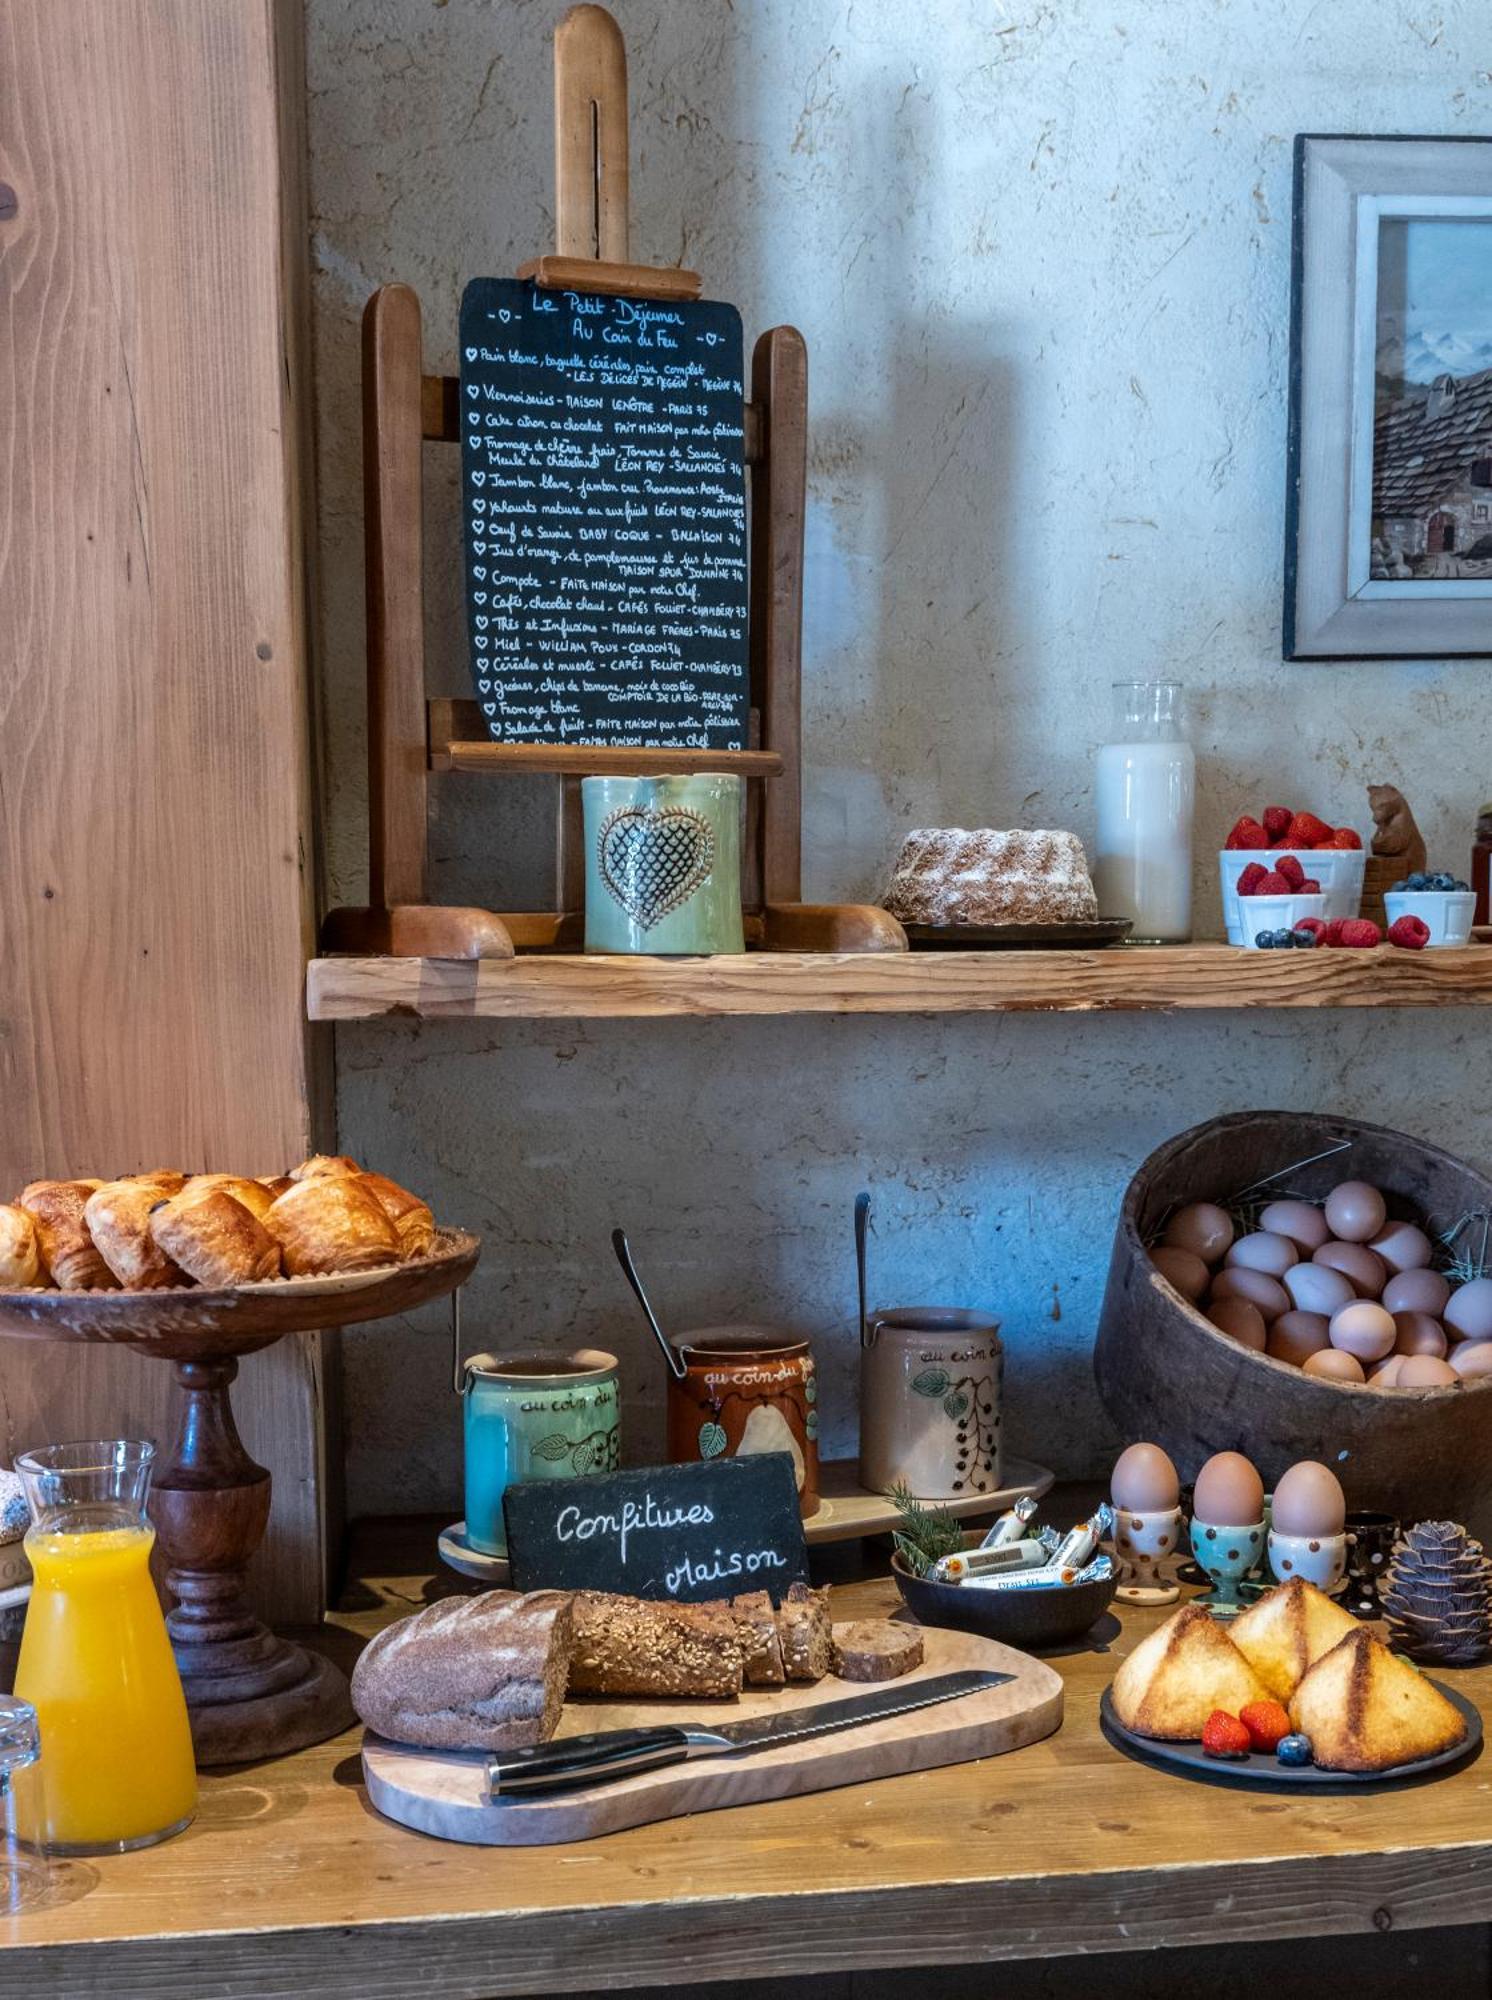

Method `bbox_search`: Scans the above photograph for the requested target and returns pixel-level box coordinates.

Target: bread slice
[1110,1602,1269,1741]
[776,1582,833,1683]
[1289,1627,1467,1772]
[732,1591,786,1687]
[1228,1576,1358,1701]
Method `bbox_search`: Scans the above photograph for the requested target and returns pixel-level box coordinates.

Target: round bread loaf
[351,1588,573,1752]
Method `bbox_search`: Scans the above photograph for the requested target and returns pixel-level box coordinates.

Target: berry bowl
[1384,889,1475,949]
[1238,894,1324,949]
[1220,849,1364,944]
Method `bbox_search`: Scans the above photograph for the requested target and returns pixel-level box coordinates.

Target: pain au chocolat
[150,1187,281,1287]
[85,1175,190,1290]
[266,1174,400,1276]
[358,1172,435,1261]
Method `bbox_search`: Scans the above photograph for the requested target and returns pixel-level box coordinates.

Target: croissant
[289,1154,361,1184]
[259,1175,294,1201]
[358,1172,436,1261]
[19,1180,117,1291]
[177,1174,275,1223]
[150,1189,281,1287]
[0,1206,43,1287]
[84,1178,190,1290]
[267,1175,400,1276]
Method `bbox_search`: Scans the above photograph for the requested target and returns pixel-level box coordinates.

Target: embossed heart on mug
[598,807,714,932]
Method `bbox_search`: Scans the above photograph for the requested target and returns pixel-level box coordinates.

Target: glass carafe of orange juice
[15,1440,197,1853]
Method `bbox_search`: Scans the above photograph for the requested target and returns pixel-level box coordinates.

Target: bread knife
[488,1668,1011,1797]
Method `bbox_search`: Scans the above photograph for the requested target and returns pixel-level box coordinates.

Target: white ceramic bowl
[1219,848,1364,944]
[1238,894,1326,949]
[1384,889,1475,948]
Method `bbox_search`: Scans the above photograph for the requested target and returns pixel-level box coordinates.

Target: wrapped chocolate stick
[930,1538,1048,1584]
[1047,1503,1114,1573]
[960,1553,1114,1594]
[977,1495,1039,1550]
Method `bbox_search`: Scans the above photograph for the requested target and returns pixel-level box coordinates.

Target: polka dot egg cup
[1114,1505,1183,1605]
[1189,1515,1266,1617]
[1268,1528,1348,1594]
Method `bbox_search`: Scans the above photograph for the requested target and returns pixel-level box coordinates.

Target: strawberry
[1298,877,1321,893]
[1338,917,1382,949]
[1254,869,1292,895]
[1201,1710,1252,1759]
[1322,919,1347,947]
[1239,1698,1292,1754]
[1293,916,1327,939]
[1235,862,1268,897]
[1329,828,1362,850]
[1262,805,1293,843]
[1286,811,1334,850]
[1275,854,1306,890]
[1388,913,1431,950]
[1225,816,1269,851]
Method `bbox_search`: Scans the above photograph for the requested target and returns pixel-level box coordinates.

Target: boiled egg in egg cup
[1188,1450,1267,1617]
[1110,1442,1183,1605]
[1266,1459,1348,1594]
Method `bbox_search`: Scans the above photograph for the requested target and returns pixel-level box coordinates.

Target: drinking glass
[1094,680,1195,943]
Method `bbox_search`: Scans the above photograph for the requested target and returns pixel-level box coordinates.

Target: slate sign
[503,1454,809,1606]
[459,277,749,749]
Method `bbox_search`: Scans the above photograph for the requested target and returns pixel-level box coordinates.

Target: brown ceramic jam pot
[666,1325,820,1519]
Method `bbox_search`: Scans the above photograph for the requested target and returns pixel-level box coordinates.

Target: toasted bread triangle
[1228,1576,1357,1700]
[1289,1627,1467,1772]
[1110,1602,1270,1741]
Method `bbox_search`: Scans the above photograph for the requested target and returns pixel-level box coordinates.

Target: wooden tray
[362,1622,1063,1845]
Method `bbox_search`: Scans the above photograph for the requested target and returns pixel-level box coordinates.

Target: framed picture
[1285,134,1492,659]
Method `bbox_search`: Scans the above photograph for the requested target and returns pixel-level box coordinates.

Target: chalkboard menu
[459,277,749,749]
[503,1454,809,1605]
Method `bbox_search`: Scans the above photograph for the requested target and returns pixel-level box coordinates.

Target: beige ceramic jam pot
[859,1307,1003,1500]
[666,1326,820,1519]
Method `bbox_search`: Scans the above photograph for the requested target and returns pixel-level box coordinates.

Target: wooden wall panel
[0,0,326,1620]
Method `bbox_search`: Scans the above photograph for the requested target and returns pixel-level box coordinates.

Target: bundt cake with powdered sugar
[883,828,1099,926]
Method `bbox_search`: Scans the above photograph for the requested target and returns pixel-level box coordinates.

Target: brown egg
[1450,1340,1492,1380]
[1445,1279,1492,1345]
[1111,1442,1181,1513]
[1193,1451,1265,1528]
[1324,1181,1387,1243]
[1369,1221,1433,1274]
[1328,1300,1396,1363]
[1382,1268,1451,1318]
[1313,1240,1387,1298]
[1303,1346,1366,1383]
[1267,1310,1331,1366]
[1208,1298,1267,1351]
[1210,1267,1291,1322]
[1163,1202,1235,1264]
[1396,1354,1459,1390]
[1370,1355,1405,1388]
[1283,1261,1356,1318]
[1259,1199,1330,1253]
[1391,1311,1447,1359]
[1225,1231,1298,1278]
[1271,1459,1346,1538]
[1150,1245,1210,1300]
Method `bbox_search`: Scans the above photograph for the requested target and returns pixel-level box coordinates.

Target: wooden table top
[7,1512,1492,2000]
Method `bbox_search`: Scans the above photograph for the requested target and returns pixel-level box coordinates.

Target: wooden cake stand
[0,1227,480,1766]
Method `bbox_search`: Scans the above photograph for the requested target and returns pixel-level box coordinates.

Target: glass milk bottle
[1094,681,1195,943]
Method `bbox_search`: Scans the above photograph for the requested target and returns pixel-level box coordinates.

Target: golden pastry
[150,1189,281,1287]
[1228,1575,1357,1701]
[288,1154,362,1184]
[19,1180,117,1291]
[84,1178,189,1290]
[177,1174,276,1223]
[1290,1627,1467,1772]
[0,1206,43,1287]
[359,1172,435,1261]
[267,1175,400,1276]
[258,1175,294,1201]
[1110,1602,1268,1741]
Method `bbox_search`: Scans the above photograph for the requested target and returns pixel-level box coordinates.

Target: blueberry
[1407,872,1430,891]
[1391,879,1408,892]
[1430,871,1456,891]
[1453,878,1471,892]
[1276,1732,1313,1766]
[1253,931,1275,948]
[1292,928,1319,947]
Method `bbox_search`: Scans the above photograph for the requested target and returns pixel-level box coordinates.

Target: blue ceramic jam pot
[461,1349,621,1556]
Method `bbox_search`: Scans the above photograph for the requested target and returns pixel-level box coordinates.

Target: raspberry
[1330,828,1362,850]
[1225,816,1269,851]
[1322,919,1346,947]
[1286,811,1334,849]
[1388,914,1431,950]
[1236,862,1268,896]
[1262,805,1293,842]
[1201,1710,1252,1759]
[1293,916,1326,939]
[1298,878,1321,893]
[1338,917,1382,949]
[1275,854,1306,890]
[1239,1699,1292,1754]
[1254,869,1292,895]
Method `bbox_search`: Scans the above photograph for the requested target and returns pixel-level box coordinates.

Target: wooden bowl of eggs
[1094,1111,1492,1540]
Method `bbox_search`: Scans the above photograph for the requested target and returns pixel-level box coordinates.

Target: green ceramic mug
[461,1349,621,1557]
[582,773,744,955]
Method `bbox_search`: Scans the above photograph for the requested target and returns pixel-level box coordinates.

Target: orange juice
[16,1524,197,1851]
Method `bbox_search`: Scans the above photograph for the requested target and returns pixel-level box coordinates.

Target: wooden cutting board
[361,1624,1063,1845]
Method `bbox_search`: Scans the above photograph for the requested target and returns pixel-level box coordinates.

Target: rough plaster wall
[307,0,1492,1518]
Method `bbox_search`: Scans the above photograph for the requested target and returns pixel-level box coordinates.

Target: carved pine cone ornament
[1382,1520,1492,1667]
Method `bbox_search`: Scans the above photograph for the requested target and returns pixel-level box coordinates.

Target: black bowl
[891,1548,1116,1649]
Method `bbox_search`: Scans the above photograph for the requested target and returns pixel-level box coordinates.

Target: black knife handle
[491,1725,693,1797]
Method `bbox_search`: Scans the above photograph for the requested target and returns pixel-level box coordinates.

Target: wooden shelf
[306,942,1492,1023]
[426,700,784,777]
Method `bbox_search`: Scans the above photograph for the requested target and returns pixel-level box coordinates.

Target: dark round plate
[901,919,1133,951]
[1099,1683,1481,1788]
